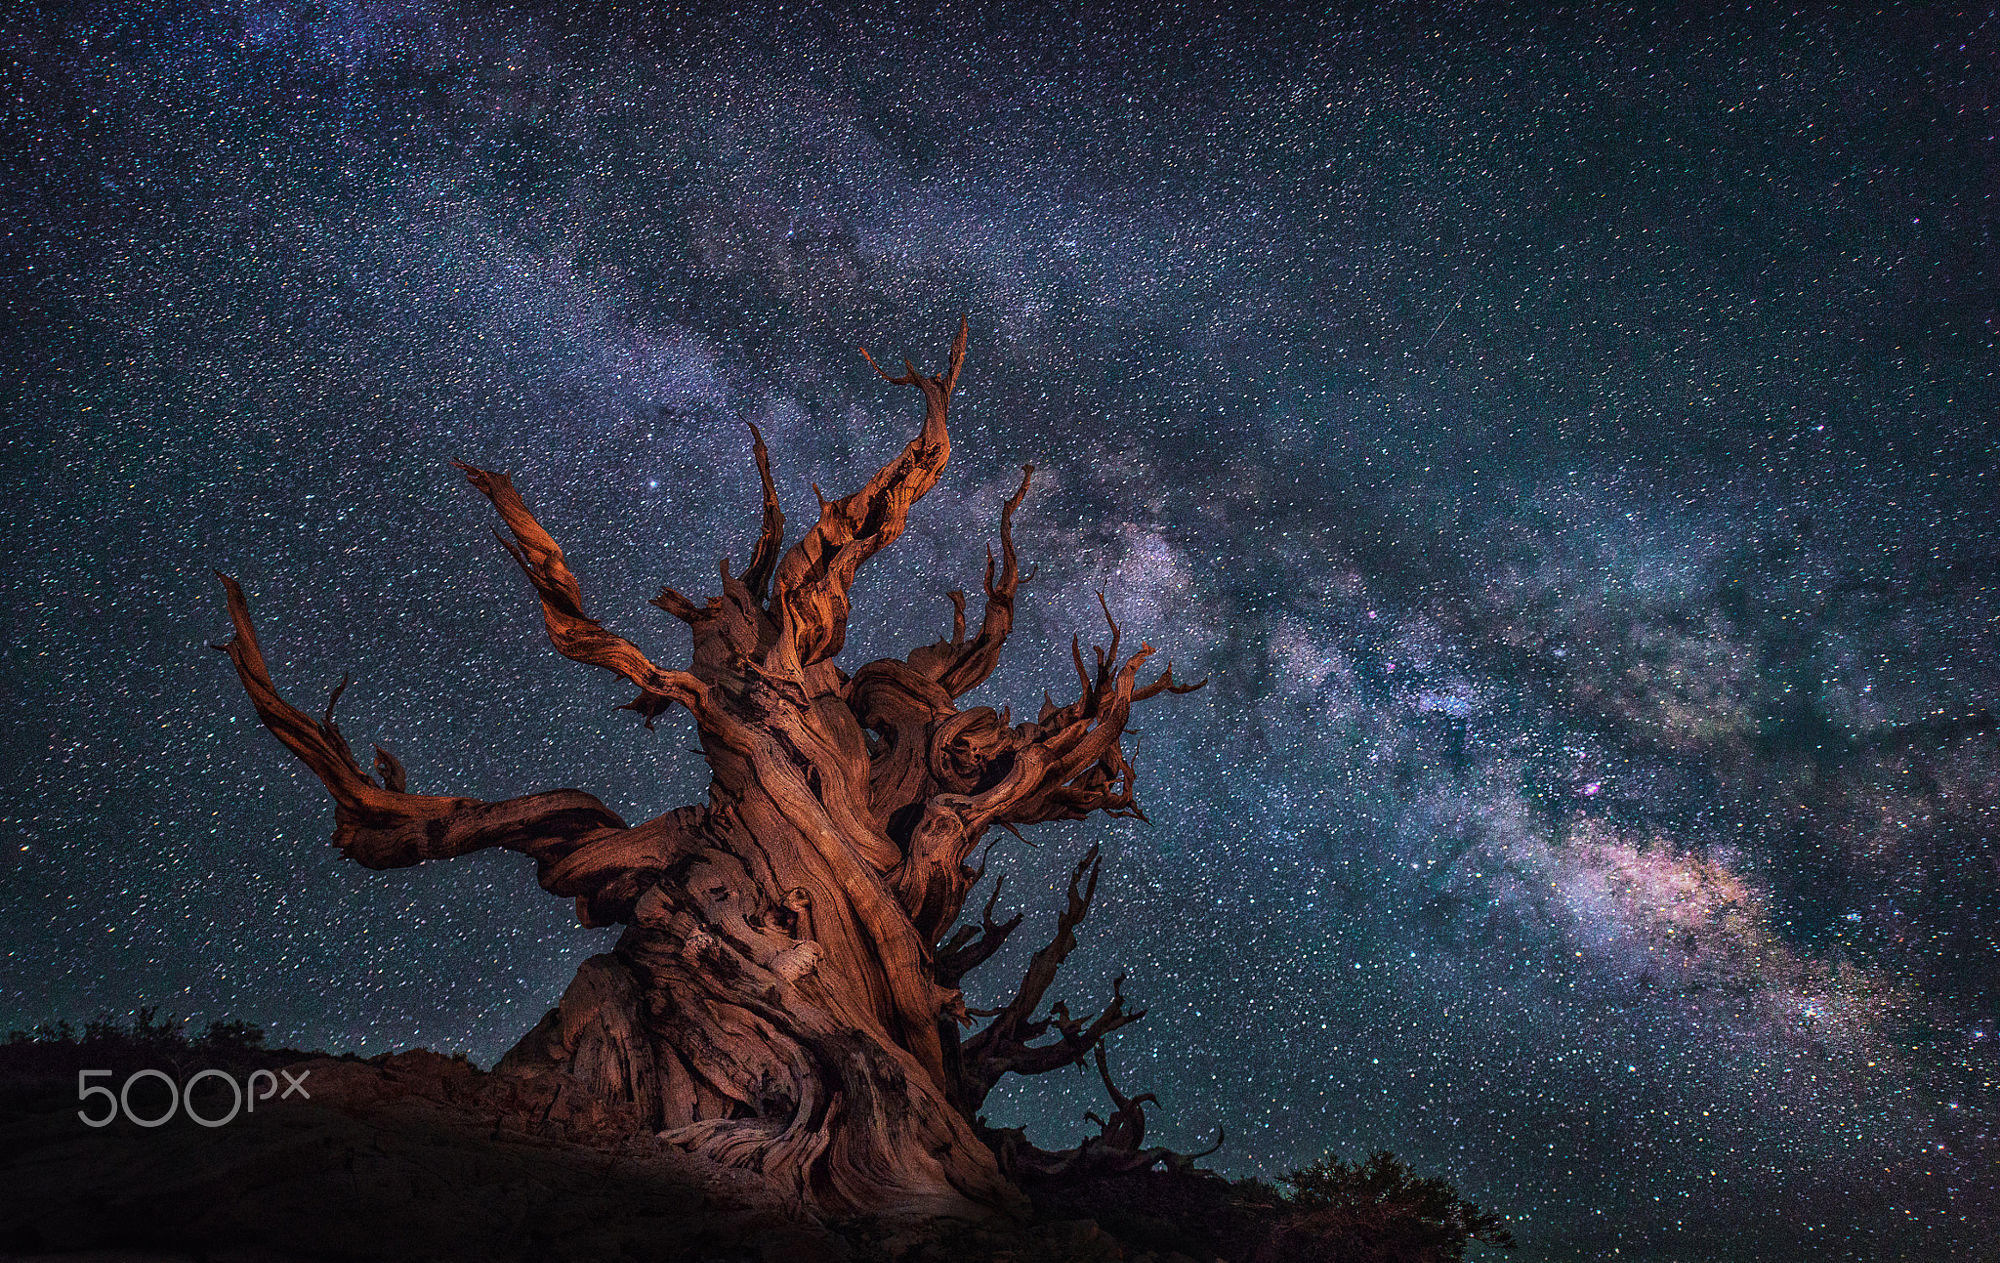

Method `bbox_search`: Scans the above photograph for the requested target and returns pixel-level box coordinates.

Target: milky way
[5,5,1996,1259]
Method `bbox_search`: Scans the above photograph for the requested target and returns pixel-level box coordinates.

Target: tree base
[494,948,1025,1221]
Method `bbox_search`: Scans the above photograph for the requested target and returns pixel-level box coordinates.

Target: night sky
[6,4,1998,1259]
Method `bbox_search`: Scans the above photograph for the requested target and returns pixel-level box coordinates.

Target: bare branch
[984,1044,1222,1182]
[372,744,408,792]
[1088,1044,1157,1153]
[213,574,449,824]
[932,463,1035,698]
[962,594,1206,831]
[934,872,1024,989]
[212,574,630,877]
[739,422,786,602]
[1002,972,1144,1078]
[949,844,1145,1114]
[881,590,1204,943]
[454,461,706,726]
[1134,660,1207,702]
[1073,1045,1223,1174]
[772,318,967,667]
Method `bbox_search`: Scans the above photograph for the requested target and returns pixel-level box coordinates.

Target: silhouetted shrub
[5,1009,268,1054]
[1277,1149,1515,1262]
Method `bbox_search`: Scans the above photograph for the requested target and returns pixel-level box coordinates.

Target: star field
[4,4,1997,1259]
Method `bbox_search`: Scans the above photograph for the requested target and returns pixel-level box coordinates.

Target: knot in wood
[927,707,1021,792]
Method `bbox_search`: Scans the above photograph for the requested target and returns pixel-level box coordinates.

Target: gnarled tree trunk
[214,322,1200,1218]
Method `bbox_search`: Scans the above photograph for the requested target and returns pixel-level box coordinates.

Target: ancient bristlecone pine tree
[215,322,1202,1216]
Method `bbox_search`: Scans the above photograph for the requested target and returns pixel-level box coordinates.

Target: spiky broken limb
[984,1045,1226,1181]
[215,321,1204,1218]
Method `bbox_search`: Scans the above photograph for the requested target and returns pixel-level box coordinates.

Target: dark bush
[1276,1149,1515,1262]
[5,1009,268,1054]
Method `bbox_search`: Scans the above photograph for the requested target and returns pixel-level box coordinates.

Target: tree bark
[214,321,1202,1218]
